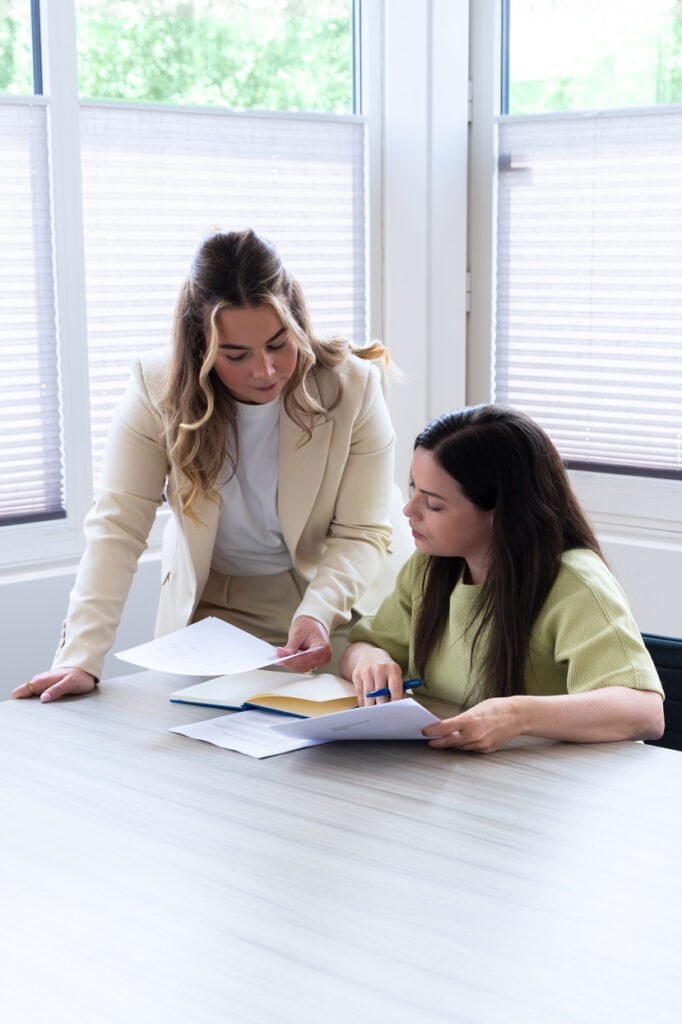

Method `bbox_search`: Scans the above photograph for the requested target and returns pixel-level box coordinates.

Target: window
[0,2,61,526]
[493,1,682,480]
[76,0,354,113]
[505,0,682,114]
[0,0,34,95]
[0,1,366,561]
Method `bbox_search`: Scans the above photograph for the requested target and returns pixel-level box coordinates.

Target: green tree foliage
[76,1,352,113]
[656,0,682,102]
[0,2,32,95]
[1,1,352,112]
[510,1,682,115]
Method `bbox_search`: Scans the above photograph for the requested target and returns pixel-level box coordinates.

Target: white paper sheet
[272,697,440,741]
[169,710,326,758]
[116,617,323,676]
[169,698,443,760]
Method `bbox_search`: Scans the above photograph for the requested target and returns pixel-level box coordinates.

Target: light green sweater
[348,549,663,708]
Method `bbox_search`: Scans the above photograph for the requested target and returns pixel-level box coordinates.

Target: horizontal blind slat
[80,105,366,482]
[0,102,64,523]
[496,111,682,475]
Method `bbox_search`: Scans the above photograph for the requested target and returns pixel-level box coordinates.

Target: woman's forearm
[513,687,665,743]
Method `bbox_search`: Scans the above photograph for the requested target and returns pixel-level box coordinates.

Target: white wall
[1,556,160,700]
[600,537,681,637]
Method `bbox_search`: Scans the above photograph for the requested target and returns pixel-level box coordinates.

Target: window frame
[0,1,93,568]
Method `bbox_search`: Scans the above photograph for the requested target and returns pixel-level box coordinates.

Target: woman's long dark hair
[412,405,603,699]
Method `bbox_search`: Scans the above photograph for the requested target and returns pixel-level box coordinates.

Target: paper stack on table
[169,698,441,759]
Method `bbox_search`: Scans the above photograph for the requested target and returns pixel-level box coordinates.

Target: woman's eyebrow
[218,325,287,350]
[410,479,448,501]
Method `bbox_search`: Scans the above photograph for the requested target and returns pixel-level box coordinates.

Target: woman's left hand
[422,697,522,754]
[276,616,333,672]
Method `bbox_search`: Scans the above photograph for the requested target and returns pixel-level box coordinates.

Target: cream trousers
[193,568,357,674]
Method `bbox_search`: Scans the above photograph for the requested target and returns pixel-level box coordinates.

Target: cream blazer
[53,349,412,680]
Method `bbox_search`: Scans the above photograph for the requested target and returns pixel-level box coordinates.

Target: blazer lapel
[278,394,333,557]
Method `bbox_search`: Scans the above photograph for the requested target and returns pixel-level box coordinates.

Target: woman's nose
[253,351,275,378]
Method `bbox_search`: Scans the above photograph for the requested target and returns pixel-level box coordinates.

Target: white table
[2,670,681,1024]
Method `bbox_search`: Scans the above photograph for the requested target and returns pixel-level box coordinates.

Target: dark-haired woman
[15,229,407,703]
[340,405,664,753]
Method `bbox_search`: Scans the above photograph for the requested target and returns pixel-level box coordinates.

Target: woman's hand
[276,616,333,672]
[423,688,665,752]
[11,668,97,704]
[339,641,405,706]
[422,696,521,753]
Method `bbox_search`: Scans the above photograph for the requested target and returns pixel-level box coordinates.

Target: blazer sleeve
[52,359,169,680]
[293,365,396,633]
[346,554,420,671]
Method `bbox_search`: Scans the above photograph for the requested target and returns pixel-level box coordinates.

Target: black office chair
[642,633,682,751]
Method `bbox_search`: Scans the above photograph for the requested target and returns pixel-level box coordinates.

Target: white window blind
[495,109,682,478]
[0,100,63,525]
[79,104,366,482]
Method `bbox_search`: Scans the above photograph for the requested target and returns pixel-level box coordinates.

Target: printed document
[169,710,325,758]
[272,698,440,742]
[116,616,322,676]
[170,698,441,758]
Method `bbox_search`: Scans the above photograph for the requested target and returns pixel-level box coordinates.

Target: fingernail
[41,692,52,702]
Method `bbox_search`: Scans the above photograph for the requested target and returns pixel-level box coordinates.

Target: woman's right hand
[11,668,97,703]
[340,642,405,706]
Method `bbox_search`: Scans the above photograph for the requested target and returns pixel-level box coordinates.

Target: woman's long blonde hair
[160,229,387,515]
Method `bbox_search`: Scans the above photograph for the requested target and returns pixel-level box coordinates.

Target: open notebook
[170,669,358,718]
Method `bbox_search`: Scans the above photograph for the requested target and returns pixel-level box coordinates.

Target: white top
[211,398,293,576]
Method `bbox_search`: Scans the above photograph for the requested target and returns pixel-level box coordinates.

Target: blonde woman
[17,229,403,702]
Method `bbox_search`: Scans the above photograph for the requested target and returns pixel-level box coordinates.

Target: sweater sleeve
[539,554,664,697]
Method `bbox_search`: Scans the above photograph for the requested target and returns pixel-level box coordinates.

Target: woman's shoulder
[559,548,616,584]
[542,549,661,696]
[396,550,429,590]
[113,348,171,427]
[312,350,385,418]
[123,348,171,406]
[317,349,378,386]
[134,347,171,387]
[552,548,630,610]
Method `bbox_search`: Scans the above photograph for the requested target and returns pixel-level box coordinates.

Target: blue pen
[365,678,424,699]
